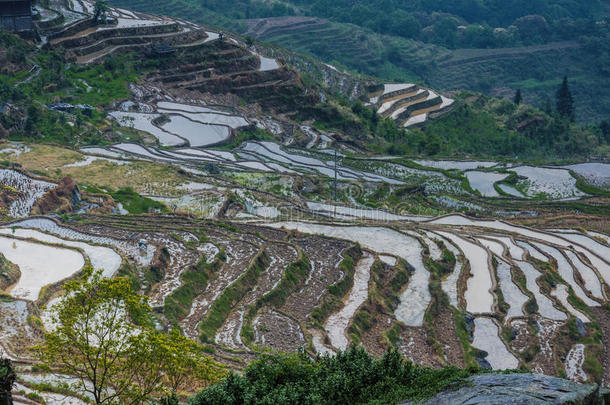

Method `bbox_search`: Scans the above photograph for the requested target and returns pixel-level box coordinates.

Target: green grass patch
[241,253,310,347]
[255,253,310,309]
[572,172,610,197]
[199,251,270,342]
[164,255,224,324]
[453,310,480,370]
[99,187,168,214]
[310,245,362,325]
[220,126,274,150]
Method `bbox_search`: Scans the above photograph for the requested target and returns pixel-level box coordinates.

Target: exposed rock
[475,352,492,370]
[575,319,587,338]
[402,374,601,405]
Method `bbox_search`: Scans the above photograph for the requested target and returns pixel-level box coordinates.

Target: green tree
[159,329,226,394]
[0,358,16,405]
[189,347,474,405]
[513,89,522,104]
[39,269,224,404]
[93,0,109,24]
[600,120,610,142]
[432,18,458,48]
[543,97,553,115]
[424,133,441,155]
[556,76,575,121]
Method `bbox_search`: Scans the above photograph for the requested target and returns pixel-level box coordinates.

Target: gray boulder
[402,373,602,405]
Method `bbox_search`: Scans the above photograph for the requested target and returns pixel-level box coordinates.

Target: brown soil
[532,317,563,375]
[429,304,465,367]
[254,308,306,352]
[281,236,352,322]
[515,213,610,234]
[32,176,78,215]
[357,312,393,357]
[181,238,259,338]
[216,241,298,349]
[0,184,19,217]
[398,327,443,368]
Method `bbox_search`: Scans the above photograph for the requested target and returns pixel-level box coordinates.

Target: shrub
[188,347,473,405]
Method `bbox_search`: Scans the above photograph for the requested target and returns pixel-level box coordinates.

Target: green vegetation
[382,93,608,160]
[556,77,575,122]
[2,26,607,161]
[424,279,449,359]
[425,248,456,280]
[453,310,480,369]
[298,92,608,161]
[17,381,87,403]
[349,259,410,348]
[349,260,384,345]
[0,32,144,147]
[0,253,20,291]
[108,187,168,214]
[583,345,604,382]
[93,0,110,23]
[39,269,226,404]
[83,185,168,214]
[423,246,461,363]
[29,55,136,106]
[241,254,309,346]
[572,173,610,197]
[310,246,361,325]
[188,347,475,405]
[0,358,16,400]
[221,127,274,150]
[110,0,610,123]
[164,255,224,324]
[255,254,310,309]
[198,251,270,342]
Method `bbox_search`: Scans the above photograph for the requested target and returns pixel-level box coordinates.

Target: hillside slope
[108,0,610,124]
[0,1,610,403]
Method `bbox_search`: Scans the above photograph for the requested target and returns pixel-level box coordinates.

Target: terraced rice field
[512,166,585,199]
[5,140,606,378]
[465,171,507,197]
[2,0,610,396]
[0,169,55,217]
[0,235,85,301]
[2,158,610,388]
[366,83,453,127]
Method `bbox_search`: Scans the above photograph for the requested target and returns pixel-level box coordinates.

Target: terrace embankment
[43,2,313,114]
[31,177,80,215]
[367,83,454,128]
[0,253,20,290]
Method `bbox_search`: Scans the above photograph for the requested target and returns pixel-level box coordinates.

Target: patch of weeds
[164,255,224,325]
[310,245,362,326]
[198,251,270,342]
[109,187,168,214]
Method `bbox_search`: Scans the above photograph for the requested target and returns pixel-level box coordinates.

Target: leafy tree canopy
[189,347,476,405]
[39,268,226,404]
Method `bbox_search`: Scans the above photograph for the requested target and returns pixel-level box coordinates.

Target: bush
[110,187,168,214]
[0,358,16,396]
[188,347,473,405]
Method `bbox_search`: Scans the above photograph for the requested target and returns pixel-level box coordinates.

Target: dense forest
[290,0,604,48]
[194,0,606,48]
